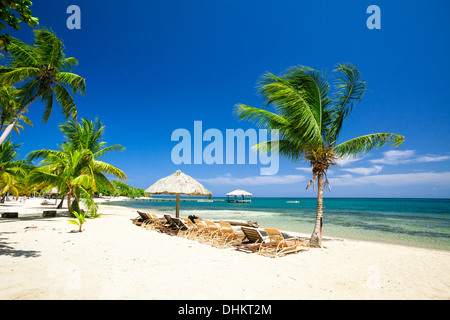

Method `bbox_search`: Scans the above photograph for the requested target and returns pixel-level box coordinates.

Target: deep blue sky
[7,0,450,198]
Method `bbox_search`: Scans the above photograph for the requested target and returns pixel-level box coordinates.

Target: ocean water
[108,197,450,251]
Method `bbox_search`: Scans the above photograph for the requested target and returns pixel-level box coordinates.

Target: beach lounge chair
[234,227,267,253]
[157,215,180,234]
[138,211,154,228]
[197,220,221,243]
[178,218,195,238]
[131,210,149,226]
[144,213,163,230]
[171,217,188,236]
[192,219,208,239]
[186,218,205,239]
[258,228,309,258]
[211,222,240,248]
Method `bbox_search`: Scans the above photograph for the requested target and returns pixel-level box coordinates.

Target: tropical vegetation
[236,64,405,247]
[0,0,38,32]
[0,0,38,52]
[0,137,29,202]
[0,28,85,145]
[27,118,127,217]
[101,180,146,198]
[68,210,87,232]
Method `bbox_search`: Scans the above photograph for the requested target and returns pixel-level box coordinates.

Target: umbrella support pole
[176,194,180,218]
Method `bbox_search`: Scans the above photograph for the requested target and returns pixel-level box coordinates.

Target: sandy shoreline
[1,198,449,300]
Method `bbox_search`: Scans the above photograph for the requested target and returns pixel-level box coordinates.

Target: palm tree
[28,146,98,215]
[59,117,126,199]
[27,118,126,216]
[0,28,85,145]
[236,64,405,247]
[0,138,28,202]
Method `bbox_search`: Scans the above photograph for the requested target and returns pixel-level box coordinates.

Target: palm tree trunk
[57,195,65,209]
[67,193,73,215]
[0,91,41,145]
[310,171,324,248]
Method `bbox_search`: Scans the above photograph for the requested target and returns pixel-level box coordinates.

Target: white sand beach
[1,198,449,300]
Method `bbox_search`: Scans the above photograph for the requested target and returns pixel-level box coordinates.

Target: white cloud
[335,156,363,166]
[340,165,383,176]
[415,155,450,163]
[295,167,312,173]
[370,150,415,165]
[329,171,450,187]
[370,150,450,165]
[197,174,306,186]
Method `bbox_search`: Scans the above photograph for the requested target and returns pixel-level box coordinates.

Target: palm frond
[34,28,64,68]
[55,72,86,95]
[93,160,127,180]
[253,139,308,163]
[234,104,287,129]
[0,66,41,85]
[334,133,405,157]
[7,38,41,68]
[94,145,125,159]
[53,84,77,121]
[60,57,78,72]
[328,64,367,141]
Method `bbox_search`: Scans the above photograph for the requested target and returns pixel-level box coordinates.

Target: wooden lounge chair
[191,219,208,239]
[171,217,188,236]
[178,218,196,238]
[144,213,163,230]
[132,210,150,226]
[157,215,180,234]
[187,218,205,239]
[211,222,240,248]
[234,227,267,253]
[197,220,221,243]
[138,211,154,228]
[258,228,309,258]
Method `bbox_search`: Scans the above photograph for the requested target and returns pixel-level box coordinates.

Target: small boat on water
[286,200,300,204]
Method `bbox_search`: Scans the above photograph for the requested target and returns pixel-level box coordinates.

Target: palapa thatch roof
[145,170,212,197]
[226,189,252,196]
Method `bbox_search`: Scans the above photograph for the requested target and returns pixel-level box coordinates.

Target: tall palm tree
[27,118,126,216]
[0,28,85,145]
[236,64,405,247]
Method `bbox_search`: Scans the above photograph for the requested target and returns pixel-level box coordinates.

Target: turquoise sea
[109,197,450,251]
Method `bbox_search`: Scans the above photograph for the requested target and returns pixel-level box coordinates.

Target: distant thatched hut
[226,189,252,203]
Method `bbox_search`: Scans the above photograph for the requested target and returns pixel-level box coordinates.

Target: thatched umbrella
[226,189,252,203]
[145,170,212,217]
[226,189,253,197]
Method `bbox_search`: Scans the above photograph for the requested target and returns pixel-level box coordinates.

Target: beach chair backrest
[241,227,264,243]
[137,211,148,219]
[219,222,233,235]
[205,220,219,231]
[194,219,206,228]
[172,217,185,229]
[264,228,284,243]
[184,218,198,230]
